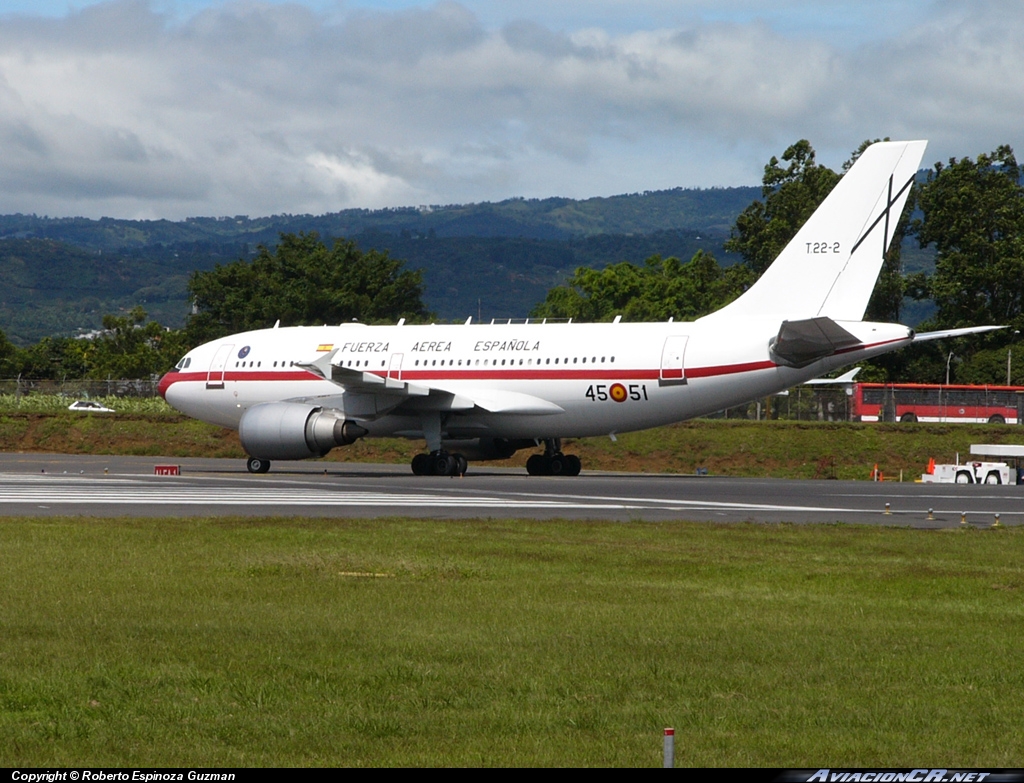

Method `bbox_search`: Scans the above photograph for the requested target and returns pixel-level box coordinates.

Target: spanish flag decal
[316,343,334,352]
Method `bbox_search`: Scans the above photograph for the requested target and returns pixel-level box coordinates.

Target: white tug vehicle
[920,446,1024,485]
[922,460,1011,485]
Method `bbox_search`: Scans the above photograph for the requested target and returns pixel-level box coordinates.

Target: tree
[15,336,89,380]
[530,251,753,322]
[915,146,1024,332]
[85,306,191,380]
[186,232,430,343]
[725,140,842,275]
[0,329,18,377]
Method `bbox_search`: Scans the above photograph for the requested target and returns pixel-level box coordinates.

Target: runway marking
[0,474,630,509]
[0,473,850,513]
[1,472,1018,520]
[492,488,859,514]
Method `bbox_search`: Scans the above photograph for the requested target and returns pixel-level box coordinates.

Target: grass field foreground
[1,517,1023,766]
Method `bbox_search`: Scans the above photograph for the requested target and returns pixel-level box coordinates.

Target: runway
[2,452,1023,526]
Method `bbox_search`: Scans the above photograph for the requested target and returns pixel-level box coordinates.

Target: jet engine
[239,402,368,460]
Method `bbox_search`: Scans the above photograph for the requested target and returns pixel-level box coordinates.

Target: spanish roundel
[610,383,627,402]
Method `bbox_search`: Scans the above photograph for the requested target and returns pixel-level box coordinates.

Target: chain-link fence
[0,379,161,399]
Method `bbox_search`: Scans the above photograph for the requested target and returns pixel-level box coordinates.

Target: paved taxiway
[1,452,1022,527]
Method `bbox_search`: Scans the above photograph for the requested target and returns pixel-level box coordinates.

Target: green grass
[1,517,1023,766]
[0,394,178,417]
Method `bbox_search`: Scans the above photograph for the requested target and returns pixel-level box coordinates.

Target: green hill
[0,188,761,344]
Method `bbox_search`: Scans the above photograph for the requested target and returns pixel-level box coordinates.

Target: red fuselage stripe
[158,360,784,393]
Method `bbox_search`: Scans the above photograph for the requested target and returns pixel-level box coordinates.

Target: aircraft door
[206,344,234,389]
[659,336,688,386]
[388,353,404,382]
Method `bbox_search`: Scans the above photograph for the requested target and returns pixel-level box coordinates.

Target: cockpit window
[174,357,192,370]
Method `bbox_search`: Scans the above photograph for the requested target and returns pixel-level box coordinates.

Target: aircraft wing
[296,350,564,415]
[912,325,1006,342]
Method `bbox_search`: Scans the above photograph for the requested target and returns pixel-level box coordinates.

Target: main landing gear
[411,451,468,477]
[526,439,582,476]
[247,456,271,474]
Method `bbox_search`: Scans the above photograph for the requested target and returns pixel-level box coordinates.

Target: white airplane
[158,140,997,476]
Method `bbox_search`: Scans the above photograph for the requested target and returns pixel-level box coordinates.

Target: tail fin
[702,140,927,323]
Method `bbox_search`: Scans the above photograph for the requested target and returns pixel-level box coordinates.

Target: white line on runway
[4,473,1018,518]
[0,474,849,513]
[0,479,630,509]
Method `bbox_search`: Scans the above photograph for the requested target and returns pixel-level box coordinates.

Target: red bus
[851,383,1024,424]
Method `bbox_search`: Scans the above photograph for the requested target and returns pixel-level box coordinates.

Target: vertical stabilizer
[701,140,927,323]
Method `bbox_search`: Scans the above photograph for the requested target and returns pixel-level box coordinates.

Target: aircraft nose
[157,371,176,399]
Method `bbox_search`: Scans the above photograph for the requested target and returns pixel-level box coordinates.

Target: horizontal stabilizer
[804,367,861,385]
[913,325,1005,342]
[770,317,862,368]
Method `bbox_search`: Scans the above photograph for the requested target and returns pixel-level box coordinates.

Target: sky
[0,0,1019,219]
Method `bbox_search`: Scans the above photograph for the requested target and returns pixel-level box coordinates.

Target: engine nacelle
[239,402,367,460]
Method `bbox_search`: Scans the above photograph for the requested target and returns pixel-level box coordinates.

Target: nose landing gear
[246,457,271,474]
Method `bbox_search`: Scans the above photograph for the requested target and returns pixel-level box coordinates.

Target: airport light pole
[946,351,955,386]
[1008,331,1020,386]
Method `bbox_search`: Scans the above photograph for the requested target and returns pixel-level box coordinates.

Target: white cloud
[0,0,1019,218]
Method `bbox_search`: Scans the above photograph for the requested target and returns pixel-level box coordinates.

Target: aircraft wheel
[433,453,454,476]
[453,453,468,476]
[526,454,547,476]
[548,455,565,475]
[955,471,973,484]
[565,455,582,476]
[246,457,271,474]
[411,453,430,475]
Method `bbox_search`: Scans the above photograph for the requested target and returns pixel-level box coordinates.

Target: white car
[67,400,116,413]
